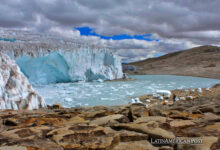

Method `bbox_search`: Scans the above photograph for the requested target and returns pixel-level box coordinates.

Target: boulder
[0,53,46,110]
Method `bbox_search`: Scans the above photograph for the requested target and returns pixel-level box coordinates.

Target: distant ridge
[124,45,220,79]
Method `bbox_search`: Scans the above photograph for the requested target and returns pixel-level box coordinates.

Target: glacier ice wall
[1,47,123,85]
[17,52,71,85]
[0,52,46,110]
[0,28,123,84]
[59,48,123,82]
[15,48,123,85]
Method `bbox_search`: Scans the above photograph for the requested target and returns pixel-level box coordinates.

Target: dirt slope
[125,45,220,79]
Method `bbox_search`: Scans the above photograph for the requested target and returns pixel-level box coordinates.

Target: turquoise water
[34,75,220,107]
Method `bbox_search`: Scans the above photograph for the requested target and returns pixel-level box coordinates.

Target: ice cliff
[0,28,123,85]
[0,52,46,110]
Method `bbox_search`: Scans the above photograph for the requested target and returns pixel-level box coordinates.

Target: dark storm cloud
[0,0,220,62]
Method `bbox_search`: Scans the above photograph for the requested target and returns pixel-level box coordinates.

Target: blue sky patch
[154,52,164,57]
[75,26,158,41]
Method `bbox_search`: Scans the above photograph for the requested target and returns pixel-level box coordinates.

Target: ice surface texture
[0,28,123,85]
[0,53,46,110]
[15,48,123,85]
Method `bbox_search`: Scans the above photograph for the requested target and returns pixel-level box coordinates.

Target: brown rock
[0,126,51,140]
[117,130,148,142]
[66,116,88,125]
[113,123,175,139]
[203,112,220,122]
[51,103,63,109]
[162,110,189,119]
[149,108,163,116]
[170,120,196,128]
[3,118,18,126]
[0,126,62,150]
[199,107,214,113]
[0,146,27,150]
[23,117,66,127]
[134,116,170,124]
[113,140,158,150]
[90,114,128,126]
[203,122,220,132]
[47,125,120,149]
[130,105,149,120]
[159,146,174,150]
[189,114,204,119]
[177,136,218,150]
[85,109,109,118]
[200,122,220,137]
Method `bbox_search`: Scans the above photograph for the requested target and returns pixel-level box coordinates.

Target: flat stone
[177,136,218,150]
[113,123,175,139]
[189,114,204,119]
[134,116,169,124]
[116,130,148,142]
[0,146,27,150]
[203,112,220,122]
[159,146,174,150]
[199,106,214,113]
[66,116,89,125]
[113,140,158,150]
[203,122,220,132]
[90,114,128,126]
[0,126,62,150]
[162,110,189,119]
[85,109,109,118]
[170,120,195,128]
[47,125,120,149]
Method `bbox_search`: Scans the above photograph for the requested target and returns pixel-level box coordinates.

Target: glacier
[0,28,123,85]
[15,48,123,84]
[0,52,46,110]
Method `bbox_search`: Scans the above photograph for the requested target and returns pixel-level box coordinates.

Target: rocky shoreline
[0,84,219,150]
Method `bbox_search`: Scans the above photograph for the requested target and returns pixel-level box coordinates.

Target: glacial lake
[34,75,220,107]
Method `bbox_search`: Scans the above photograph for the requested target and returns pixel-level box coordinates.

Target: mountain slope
[125,45,220,79]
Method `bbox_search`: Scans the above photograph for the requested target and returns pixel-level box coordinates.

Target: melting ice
[34,75,220,107]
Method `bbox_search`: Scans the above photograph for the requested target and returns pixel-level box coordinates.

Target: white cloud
[0,0,220,62]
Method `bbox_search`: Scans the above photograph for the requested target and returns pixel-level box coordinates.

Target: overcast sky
[0,0,220,62]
